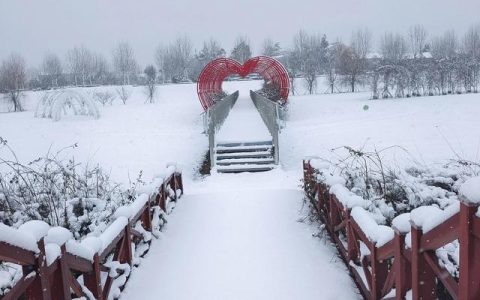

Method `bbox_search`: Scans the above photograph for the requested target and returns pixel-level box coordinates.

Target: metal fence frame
[204,91,239,168]
[249,91,286,164]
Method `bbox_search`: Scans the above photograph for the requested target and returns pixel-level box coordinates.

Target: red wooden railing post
[141,202,153,232]
[411,224,436,300]
[24,239,51,300]
[346,210,357,262]
[458,201,480,300]
[84,253,103,300]
[393,230,410,300]
[121,225,133,266]
[368,245,389,300]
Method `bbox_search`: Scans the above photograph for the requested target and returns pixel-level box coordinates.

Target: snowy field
[2,78,478,186]
[1,79,480,299]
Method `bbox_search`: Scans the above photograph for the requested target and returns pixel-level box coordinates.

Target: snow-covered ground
[2,79,480,299]
[283,91,480,169]
[121,171,359,300]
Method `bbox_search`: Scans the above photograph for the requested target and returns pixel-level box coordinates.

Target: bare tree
[432,30,458,59]
[380,32,408,61]
[155,36,193,83]
[0,53,26,111]
[154,45,168,84]
[261,38,281,57]
[116,86,132,104]
[408,25,428,58]
[463,24,480,59]
[41,53,62,88]
[144,65,157,103]
[230,36,252,63]
[338,28,372,92]
[66,46,94,86]
[191,38,226,80]
[113,42,137,85]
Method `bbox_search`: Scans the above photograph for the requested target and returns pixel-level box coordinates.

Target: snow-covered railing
[204,91,239,168]
[0,165,183,300]
[249,90,285,164]
[303,159,480,300]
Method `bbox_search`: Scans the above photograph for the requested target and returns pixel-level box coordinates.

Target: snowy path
[216,95,271,144]
[121,171,359,300]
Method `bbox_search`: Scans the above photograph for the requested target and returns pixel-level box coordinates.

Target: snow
[283,91,480,171]
[459,176,480,204]
[2,79,480,298]
[45,227,73,246]
[329,184,367,209]
[216,92,271,143]
[17,220,50,242]
[350,207,394,247]
[114,194,149,220]
[121,172,359,300]
[45,244,61,266]
[99,217,128,253]
[410,203,459,233]
[0,223,39,253]
[392,213,411,234]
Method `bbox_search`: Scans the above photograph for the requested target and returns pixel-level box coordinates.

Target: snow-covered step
[216,157,275,166]
[216,151,273,160]
[216,141,272,147]
[216,144,272,154]
[216,164,276,173]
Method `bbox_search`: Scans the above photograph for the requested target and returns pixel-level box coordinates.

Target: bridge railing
[204,91,239,167]
[0,166,183,300]
[303,158,480,300]
[249,91,286,164]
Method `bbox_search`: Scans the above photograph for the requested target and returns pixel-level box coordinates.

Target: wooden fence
[303,159,480,300]
[0,170,183,300]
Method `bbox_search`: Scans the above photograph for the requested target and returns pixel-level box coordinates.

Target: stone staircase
[214,141,275,173]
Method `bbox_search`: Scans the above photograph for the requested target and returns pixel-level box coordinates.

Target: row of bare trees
[279,23,480,96]
[2,24,480,111]
[372,24,480,99]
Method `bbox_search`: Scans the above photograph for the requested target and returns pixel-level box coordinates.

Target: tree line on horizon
[1,23,480,111]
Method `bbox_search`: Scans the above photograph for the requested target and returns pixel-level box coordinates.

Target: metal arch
[197,56,290,111]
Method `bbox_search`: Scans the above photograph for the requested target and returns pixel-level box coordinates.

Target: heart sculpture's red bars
[197,56,290,111]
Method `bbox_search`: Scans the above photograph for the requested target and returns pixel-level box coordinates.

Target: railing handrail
[204,91,239,167]
[0,167,184,300]
[303,159,480,300]
[249,91,286,164]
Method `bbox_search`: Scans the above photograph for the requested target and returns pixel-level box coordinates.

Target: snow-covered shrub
[0,138,141,238]
[315,146,479,224]
[35,90,100,121]
[256,81,282,102]
[116,86,132,104]
[93,90,116,106]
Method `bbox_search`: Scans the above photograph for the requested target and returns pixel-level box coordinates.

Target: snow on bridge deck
[216,94,271,144]
[121,170,359,300]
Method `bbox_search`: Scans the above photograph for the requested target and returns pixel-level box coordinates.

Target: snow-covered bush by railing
[304,156,480,300]
[35,90,100,121]
[0,139,138,234]
[0,157,183,299]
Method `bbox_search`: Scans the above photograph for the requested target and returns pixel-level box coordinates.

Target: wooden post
[120,226,133,266]
[370,245,388,300]
[141,202,153,232]
[49,245,71,300]
[458,201,480,300]
[84,253,103,300]
[24,239,51,300]
[346,210,357,262]
[394,231,410,300]
[411,224,436,300]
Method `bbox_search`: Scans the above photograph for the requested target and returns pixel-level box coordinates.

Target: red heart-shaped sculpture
[197,56,290,110]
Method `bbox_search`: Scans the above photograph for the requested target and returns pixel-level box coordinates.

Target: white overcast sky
[1,0,479,66]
